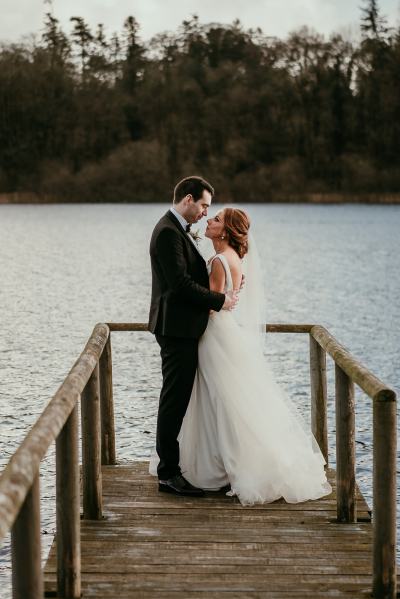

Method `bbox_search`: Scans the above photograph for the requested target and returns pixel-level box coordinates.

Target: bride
[173,207,332,505]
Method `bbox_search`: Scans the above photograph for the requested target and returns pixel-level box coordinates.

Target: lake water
[0,203,399,594]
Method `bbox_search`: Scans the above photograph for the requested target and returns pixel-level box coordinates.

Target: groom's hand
[222,290,239,311]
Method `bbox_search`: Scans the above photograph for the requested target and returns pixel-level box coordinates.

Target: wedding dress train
[176,253,332,505]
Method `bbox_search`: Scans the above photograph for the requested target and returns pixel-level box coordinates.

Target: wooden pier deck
[44,461,375,598]
[1,323,396,599]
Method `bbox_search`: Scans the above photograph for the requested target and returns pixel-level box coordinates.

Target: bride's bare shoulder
[222,249,242,270]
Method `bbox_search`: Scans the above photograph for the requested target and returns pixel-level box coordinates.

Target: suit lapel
[165,211,205,261]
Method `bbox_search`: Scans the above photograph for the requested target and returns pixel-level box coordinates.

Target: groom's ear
[184,194,194,204]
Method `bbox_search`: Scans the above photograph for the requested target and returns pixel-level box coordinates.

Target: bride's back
[220,249,243,290]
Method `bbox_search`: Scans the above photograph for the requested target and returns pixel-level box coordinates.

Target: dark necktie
[185,224,191,233]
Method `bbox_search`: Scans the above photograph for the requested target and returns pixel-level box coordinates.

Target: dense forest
[0,0,400,202]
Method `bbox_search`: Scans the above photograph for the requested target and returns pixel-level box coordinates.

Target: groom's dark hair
[173,176,214,204]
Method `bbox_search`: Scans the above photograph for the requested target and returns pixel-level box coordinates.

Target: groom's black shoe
[158,474,205,497]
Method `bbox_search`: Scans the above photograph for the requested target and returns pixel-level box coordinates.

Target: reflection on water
[0,203,399,594]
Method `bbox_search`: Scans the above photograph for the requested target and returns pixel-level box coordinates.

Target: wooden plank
[75,528,372,540]
[47,574,371,599]
[45,593,373,599]
[44,562,374,575]
[43,461,379,598]
[98,465,371,514]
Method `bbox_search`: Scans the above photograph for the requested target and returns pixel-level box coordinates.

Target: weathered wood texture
[309,335,328,463]
[56,404,81,598]
[1,322,396,599]
[106,322,315,333]
[266,323,314,333]
[44,461,377,598]
[335,364,356,523]
[99,336,116,465]
[311,326,396,402]
[12,474,43,599]
[0,323,109,542]
[81,363,103,520]
[373,398,397,598]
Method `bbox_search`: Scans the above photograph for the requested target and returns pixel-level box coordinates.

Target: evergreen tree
[42,13,71,66]
[70,17,94,76]
[360,0,389,39]
[1,9,400,199]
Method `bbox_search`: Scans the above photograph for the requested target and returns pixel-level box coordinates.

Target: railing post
[309,335,328,464]
[335,363,356,523]
[373,395,397,598]
[81,363,103,519]
[56,403,81,598]
[99,335,116,465]
[11,474,43,599]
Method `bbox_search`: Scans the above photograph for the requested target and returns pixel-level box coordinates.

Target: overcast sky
[2,0,400,44]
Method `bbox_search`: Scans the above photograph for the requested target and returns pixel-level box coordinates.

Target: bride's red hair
[222,208,250,259]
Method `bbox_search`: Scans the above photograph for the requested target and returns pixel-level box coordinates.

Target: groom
[149,176,237,496]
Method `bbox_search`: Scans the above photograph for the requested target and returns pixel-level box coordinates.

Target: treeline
[1,1,400,202]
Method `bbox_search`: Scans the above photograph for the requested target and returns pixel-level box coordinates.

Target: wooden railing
[0,323,114,599]
[0,322,396,599]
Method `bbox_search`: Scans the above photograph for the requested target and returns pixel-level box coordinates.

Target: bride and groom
[148,175,331,504]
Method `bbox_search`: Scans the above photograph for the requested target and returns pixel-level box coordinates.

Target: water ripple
[0,203,399,597]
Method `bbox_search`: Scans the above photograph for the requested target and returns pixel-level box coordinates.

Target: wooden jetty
[0,322,397,598]
[43,462,374,598]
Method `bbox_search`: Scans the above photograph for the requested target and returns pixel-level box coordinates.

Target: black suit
[149,210,225,480]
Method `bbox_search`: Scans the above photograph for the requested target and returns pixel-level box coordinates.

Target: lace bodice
[207,254,233,293]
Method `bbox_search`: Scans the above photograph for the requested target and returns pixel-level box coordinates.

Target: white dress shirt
[169,206,190,231]
[169,207,201,253]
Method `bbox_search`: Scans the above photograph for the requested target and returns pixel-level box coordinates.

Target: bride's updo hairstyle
[222,208,250,259]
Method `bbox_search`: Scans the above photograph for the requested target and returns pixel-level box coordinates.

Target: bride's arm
[209,258,226,293]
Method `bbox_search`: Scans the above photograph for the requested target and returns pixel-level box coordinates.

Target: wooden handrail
[0,322,109,543]
[311,325,395,402]
[106,322,315,333]
[0,322,109,599]
[0,321,396,599]
[107,321,397,598]
[309,324,397,598]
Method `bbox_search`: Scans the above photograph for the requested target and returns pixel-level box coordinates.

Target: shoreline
[1,192,400,205]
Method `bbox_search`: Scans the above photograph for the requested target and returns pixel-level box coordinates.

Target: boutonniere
[189,229,202,244]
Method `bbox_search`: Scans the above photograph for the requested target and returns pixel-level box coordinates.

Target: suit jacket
[148,211,225,338]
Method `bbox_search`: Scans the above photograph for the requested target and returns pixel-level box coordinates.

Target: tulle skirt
[175,310,332,505]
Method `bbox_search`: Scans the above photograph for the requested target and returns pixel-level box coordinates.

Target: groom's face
[186,190,212,224]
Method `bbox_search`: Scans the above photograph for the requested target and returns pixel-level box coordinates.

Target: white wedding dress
[173,252,332,505]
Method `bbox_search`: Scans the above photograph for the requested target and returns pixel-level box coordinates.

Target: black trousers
[155,334,198,480]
